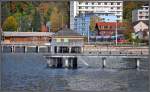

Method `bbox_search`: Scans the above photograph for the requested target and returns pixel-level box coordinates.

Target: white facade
[132,5,149,22]
[133,21,148,33]
[70,0,123,29]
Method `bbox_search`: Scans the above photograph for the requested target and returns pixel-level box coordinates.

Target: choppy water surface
[1,54,149,92]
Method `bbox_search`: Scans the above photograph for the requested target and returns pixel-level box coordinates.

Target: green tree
[1,2,11,23]
[90,16,102,31]
[32,8,41,32]
[2,16,18,31]
[123,1,146,21]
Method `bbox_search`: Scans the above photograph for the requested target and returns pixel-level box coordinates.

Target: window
[82,18,85,21]
[98,2,101,5]
[146,12,149,14]
[85,7,88,9]
[117,16,120,18]
[117,7,120,9]
[79,1,83,5]
[92,7,94,9]
[111,7,113,9]
[79,7,82,9]
[99,26,101,29]
[56,38,61,42]
[145,16,149,18]
[104,2,107,5]
[92,2,94,5]
[117,2,120,5]
[117,12,120,14]
[139,12,142,14]
[139,16,143,18]
[111,3,113,5]
[85,2,88,5]
[104,26,108,29]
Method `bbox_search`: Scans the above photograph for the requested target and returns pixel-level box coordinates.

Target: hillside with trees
[123,1,148,42]
[1,1,70,32]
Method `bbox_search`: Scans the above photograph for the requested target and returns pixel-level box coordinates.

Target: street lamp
[115,20,118,46]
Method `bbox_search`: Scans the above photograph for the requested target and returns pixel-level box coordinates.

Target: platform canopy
[53,28,84,38]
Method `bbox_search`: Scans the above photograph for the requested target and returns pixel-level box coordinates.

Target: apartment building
[132,4,149,22]
[74,15,91,36]
[70,0,123,30]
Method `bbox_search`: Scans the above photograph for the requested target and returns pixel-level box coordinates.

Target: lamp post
[115,20,118,46]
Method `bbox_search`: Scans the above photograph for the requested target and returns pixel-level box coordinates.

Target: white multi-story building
[132,4,149,22]
[70,0,123,30]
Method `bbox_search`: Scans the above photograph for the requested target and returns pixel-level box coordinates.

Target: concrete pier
[46,56,78,69]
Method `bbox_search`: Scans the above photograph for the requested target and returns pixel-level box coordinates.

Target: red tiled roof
[96,22,124,27]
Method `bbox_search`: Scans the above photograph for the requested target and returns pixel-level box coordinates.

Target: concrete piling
[47,57,78,69]
[102,57,106,68]
[65,58,69,68]
[136,58,140,69]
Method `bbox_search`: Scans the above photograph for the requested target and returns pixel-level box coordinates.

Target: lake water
[1,54,149,92]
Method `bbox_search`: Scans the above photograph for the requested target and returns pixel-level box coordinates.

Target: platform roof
[53,28,84,37]
[3,32,54,37]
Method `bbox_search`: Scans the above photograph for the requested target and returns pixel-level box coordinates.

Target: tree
[2,16,18,31]
[123,21,134,42]
[123,1,148,41]
[90,16,102,31]
[32,8,41,32]
[123,1,146,21]
[50,7,61,32]
[1,2,11,23]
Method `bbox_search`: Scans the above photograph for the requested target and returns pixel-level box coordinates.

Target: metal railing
[84,42,148,47]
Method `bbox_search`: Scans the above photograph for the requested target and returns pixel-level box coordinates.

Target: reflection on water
[1,54,149,92]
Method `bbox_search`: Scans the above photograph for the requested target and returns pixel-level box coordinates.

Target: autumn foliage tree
[123,21,134,42]
[2,16,18,31]
[123,1,146,21]
[50,7,61,32]
[1,1,70,32]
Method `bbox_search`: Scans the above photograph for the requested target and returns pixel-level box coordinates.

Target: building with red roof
[95,22,126,37]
